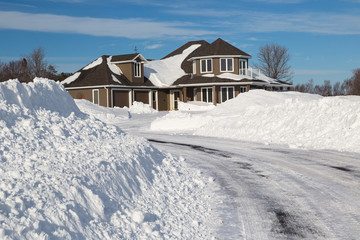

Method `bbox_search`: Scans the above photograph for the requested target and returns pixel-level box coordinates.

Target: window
[239,59,247,75]
[92,89,99,105]
[134,62,141,77]
[240,86,247,93]
[200,59,212,73]
[220,58,233,72]
[201,87,213,103]
[221,87,234,102]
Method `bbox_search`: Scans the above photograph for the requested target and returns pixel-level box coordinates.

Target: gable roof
[111,53,147,63]
[62,55,153,88]
[188,38,251,60]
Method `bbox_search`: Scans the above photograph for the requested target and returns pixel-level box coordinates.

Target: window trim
[240,86,247,93]
[220,58,234,72]
[201,87,213,103]
[200,59,212,73]
[134,62,141,77]
[92,89,99,105]
[220,86,234,103]
[239,59,248,75]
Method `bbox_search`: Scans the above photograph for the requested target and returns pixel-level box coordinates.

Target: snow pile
[144,44,201,87]
[75,99,130,123]
[151,90,360,153]
[129,101,157,114]
[178,101,215,112]
[0,79,215,239]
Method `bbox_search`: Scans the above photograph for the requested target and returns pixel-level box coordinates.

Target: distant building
[62,38,292,111]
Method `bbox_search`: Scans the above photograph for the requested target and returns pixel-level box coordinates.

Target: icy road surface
[116,115,360,240]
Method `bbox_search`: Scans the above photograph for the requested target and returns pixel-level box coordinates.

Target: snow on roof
[83,56,103,70]
[61,71,81,85]
[107,56,123,75]
[144,44,201,87]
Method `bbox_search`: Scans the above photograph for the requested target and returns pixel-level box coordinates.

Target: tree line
[0,47,71,83]
[294,69,360,96]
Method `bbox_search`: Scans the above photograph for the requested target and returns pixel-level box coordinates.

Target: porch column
[182,87,188,102]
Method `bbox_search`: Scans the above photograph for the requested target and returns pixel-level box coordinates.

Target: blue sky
[0,0,360,85]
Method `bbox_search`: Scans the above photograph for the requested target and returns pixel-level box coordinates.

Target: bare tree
[254,43,293,82]
[349,68,360,95]
[26,47,57,79]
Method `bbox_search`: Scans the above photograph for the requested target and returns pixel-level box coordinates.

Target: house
[62,38,292,111]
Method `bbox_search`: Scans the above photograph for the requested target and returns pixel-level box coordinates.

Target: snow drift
[151,90,360,153]
[0,79,214,239]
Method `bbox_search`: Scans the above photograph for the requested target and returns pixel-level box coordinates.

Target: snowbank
[129,101,157,114]
[75,99,130,123]
[0,79,215,239]
[178,101,215,112]
[151,90,360,153]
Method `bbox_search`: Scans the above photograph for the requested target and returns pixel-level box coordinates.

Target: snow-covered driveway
[124,129,360,239]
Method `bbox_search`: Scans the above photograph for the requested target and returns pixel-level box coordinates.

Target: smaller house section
[61,53,161,110]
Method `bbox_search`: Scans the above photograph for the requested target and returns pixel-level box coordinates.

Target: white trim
[170,90,180,110]
[106,88,109,107]
[239,86,247,93]
[192,60,196,74]
[200,58,212,73]
[220,58,234,73]
[188,55,251,61]
[92,89,99,105]
[151,90,158,110]
[134,62,141,77]
[220,86,234,103]
[111,53,147,64]
[239,59,248,75]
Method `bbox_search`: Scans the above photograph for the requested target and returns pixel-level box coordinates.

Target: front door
[170,90,180,110]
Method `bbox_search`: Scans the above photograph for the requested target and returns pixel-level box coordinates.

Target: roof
[173,74,266,86]
[62,55,153,88]
[111,53,147,63]
[188,38,251,60]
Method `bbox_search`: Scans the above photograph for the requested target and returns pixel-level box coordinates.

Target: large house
[62,38,292,111]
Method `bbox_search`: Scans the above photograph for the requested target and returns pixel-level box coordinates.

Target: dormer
[111,53,147,84]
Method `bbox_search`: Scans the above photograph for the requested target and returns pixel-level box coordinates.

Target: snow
[0,78,216,239]
[144,44,201,87]
[129,101,157,114]
[2,78,360,239]
[107,56,122,76]
[83,56,103,70]
[75,99,130,123]
[60,71,81,85]
[151,90,360,153]
[178,101,215,112]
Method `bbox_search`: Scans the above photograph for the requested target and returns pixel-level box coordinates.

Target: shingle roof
[111,53,139,62]
[192,38,251,58]
[62,55,153,88]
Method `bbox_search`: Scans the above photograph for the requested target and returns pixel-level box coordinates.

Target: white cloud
[145,44,164,49]
[0,11,215,39]
[169,9,360,35]
[295,69,348,75]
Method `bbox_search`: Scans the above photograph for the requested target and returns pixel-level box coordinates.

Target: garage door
[134,91,149,104]
[113,90,129,108]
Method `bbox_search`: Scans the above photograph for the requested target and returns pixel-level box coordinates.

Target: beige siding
[67,88,107,107]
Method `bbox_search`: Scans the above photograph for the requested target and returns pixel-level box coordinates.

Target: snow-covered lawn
[1,79,360,239]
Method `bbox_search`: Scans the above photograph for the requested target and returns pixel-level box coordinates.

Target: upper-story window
[200,59,212,73]
[220,58,233,72]
[134,62,141,77]
[239,59,247,75]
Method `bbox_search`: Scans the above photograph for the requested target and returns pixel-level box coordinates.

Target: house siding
[67,88,107,107]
